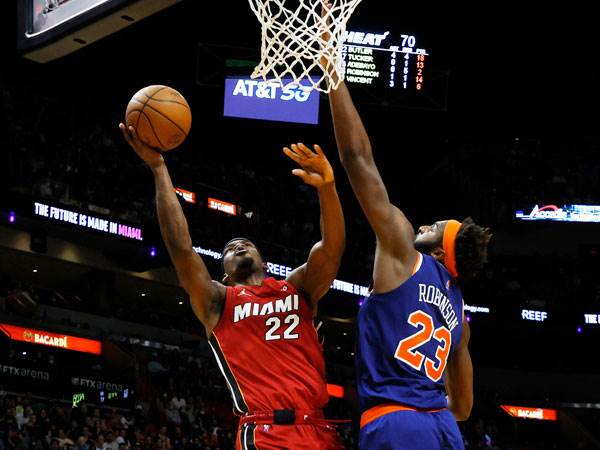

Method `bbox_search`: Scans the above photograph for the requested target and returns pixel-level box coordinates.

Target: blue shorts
[359,409,465,450]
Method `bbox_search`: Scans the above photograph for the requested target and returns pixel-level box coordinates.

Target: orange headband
[442,220,462,278]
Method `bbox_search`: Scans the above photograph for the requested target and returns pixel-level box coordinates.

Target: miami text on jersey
[233,294,300,323]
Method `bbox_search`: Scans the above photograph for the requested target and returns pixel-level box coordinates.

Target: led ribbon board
[1,323,102,355]
[501,405,557,421]
[516,204,600,223]
[193,246,369,296]
[34,201,143,241]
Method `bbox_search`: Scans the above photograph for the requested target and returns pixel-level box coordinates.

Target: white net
[248,0,363,93]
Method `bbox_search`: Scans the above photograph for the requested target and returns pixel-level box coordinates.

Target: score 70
[401,34,416,48]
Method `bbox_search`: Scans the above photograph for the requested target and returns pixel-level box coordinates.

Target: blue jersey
[356,253,464,413]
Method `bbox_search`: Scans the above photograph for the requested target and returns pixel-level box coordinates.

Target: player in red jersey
[120,123,346,450]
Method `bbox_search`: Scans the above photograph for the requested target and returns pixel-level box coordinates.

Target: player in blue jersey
[328,81,491,448]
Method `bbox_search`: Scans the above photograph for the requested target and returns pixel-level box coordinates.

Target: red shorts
[236,422,345,450]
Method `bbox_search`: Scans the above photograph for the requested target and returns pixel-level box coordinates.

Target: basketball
[125,85,192,151]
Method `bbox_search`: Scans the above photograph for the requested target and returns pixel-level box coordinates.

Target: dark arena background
[2,2,600,449]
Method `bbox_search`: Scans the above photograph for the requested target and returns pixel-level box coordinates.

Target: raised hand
[319,0,334,69]
[283,143,334,188]
[119,123,164,169]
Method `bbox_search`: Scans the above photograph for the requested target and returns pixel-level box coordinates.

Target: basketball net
[248,0,363,93]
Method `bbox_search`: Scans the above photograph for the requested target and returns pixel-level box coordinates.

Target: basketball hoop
[247,0,363,93]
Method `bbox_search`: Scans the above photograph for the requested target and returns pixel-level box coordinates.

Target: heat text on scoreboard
[342,30,429,91]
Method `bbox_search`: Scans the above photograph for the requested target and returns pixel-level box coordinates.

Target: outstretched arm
[445,318,473,421]
[284,143,345,313]
[328,81,417,291]
[119,124,226,335]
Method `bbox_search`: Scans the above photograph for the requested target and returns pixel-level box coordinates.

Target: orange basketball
[125,85,192,151]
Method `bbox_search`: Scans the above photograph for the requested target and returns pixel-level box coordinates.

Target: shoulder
[417,255,462,296]
[426,255,454,282]
[407,252,440,280]
[285,263,306,291]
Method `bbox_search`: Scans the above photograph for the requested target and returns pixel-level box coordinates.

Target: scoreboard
[341,29,445,110]
[343,29,429,91]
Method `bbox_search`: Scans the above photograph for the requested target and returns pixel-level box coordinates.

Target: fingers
[119,123,159,154]
[294,143,314,158]
[119,123,134,145]
[284,143,325,169]
[283,146,302,163]
[299,143,326,158]
[284,144,309,162]
[291,169,309,183]
[128,125,139,141]
[320,1,333,27]
[321,0,332,15]
[313,144,325,157]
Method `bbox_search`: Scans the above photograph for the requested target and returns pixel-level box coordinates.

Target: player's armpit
[291,242,342,305]
[173,252,227,335]
[286,247,340,314]
[189,289,226,337]
[369,206,419,293]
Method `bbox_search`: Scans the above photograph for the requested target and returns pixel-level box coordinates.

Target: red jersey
[209,277,329,414]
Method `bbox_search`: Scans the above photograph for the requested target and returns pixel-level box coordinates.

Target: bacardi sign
[500,405,557,421]
[0,323,102,355]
